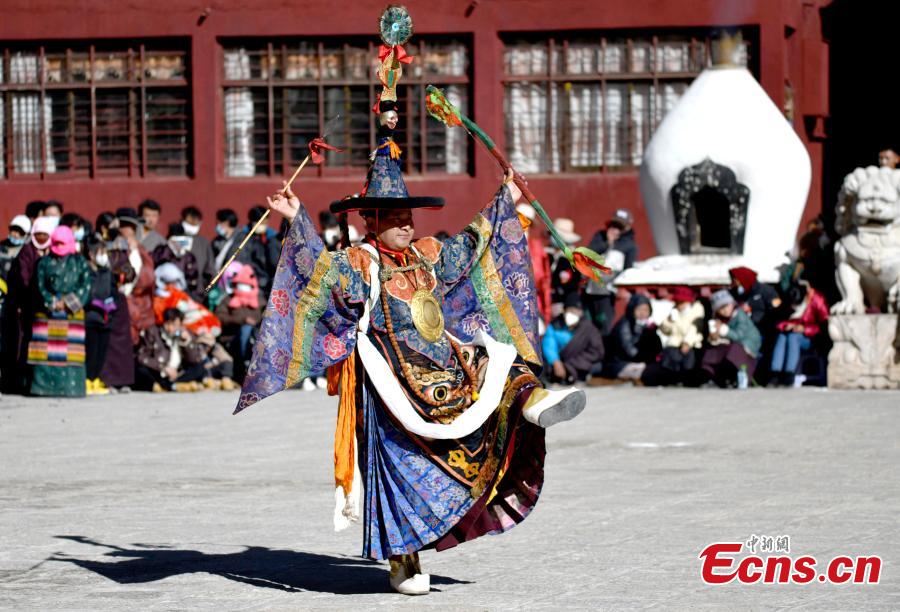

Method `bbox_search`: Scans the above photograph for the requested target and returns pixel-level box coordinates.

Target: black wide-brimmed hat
[329,155,444,214]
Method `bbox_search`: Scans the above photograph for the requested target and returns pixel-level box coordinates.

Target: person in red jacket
[769,279,829,387]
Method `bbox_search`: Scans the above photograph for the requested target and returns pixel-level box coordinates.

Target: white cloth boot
[522,387,586,427]
[389,554,430,596]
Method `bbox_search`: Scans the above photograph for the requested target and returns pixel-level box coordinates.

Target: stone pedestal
[828,314,900,389]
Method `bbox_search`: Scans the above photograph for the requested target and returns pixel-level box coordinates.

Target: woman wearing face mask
[27,226,92,397]
[0,215,58,394]
[0,216,33,389]
[83,238,119,395]
[152,223,201,300]
[1,215,31,256]
[60,213,88,254]
[0,216,31,287]
[542,292,605,384]
[601,293,667,386]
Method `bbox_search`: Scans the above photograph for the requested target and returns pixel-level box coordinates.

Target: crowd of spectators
[0,199,319,398]
[0,196,837,397]
[527,206,834,390]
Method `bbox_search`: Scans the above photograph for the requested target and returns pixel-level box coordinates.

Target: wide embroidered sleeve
[435,185,542,366]
[235,205,365,414]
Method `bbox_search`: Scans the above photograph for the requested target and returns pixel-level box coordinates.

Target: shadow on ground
[48,535,470,595]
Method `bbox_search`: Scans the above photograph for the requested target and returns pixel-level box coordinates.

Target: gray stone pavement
[0,386,898,610]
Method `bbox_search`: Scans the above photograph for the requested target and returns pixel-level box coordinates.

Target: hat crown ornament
[329,5,444,214]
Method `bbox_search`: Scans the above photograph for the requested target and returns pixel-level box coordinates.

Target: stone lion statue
[831,166,900,314]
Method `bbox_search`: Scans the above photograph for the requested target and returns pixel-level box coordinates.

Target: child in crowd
[700,289,762,387]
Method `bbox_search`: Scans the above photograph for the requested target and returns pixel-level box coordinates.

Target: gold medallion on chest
[410,288,444,343]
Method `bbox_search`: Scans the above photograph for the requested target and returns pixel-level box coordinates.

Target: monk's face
[366,209,415,251]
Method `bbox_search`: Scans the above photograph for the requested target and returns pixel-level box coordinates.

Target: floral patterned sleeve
[434,185,517,288]
[235,204,365,413]
[434,184,543,365]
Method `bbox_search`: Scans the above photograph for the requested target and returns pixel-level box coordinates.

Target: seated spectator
[193,333,237,390]
[135,307,208,392]
[602,293,666,385]
[728,266,779,332]
[769,280,829,387]
[700,290,762,387]
[214,263,260,382]
[542,293,604,384]
[153,223,200,299]
[153,263,222,338]
[658,286,704,380]
[139,199,166,253]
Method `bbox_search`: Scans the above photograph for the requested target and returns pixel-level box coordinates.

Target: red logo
[699,538,882,585]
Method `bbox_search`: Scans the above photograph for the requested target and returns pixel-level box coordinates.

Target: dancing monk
[234,5,586,596]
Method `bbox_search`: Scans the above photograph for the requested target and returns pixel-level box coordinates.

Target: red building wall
[0,0,830,257]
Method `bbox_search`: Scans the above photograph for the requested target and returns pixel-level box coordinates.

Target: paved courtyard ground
[0,386,898,610]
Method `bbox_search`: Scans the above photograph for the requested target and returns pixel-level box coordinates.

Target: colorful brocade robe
[237,185,549,559]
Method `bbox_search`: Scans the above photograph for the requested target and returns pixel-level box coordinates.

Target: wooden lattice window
[502,30,753,173]
[0,41,191,179]
[222,37,471,177]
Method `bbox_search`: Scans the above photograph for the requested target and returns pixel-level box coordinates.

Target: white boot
[522,387,586,427]
[389,555,430,596]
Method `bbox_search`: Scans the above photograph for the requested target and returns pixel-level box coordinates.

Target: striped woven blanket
[27,311,86,366]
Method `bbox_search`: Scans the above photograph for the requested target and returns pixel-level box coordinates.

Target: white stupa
[616,35,811,287]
